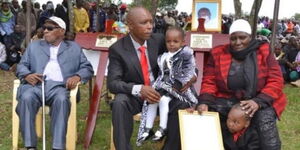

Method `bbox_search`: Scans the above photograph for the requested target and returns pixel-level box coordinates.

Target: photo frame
[191,0,222,32]
[95,34,118,48]
[178,110,224,150]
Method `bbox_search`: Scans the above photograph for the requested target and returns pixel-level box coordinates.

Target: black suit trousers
[112,93,190,150]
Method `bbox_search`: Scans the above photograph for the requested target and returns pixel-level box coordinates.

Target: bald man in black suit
[107,7,190,150]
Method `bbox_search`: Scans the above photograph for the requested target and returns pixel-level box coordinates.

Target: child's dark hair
[231,103,251,121]
[166,26,185,39]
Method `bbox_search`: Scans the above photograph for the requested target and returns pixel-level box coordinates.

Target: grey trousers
[16,81,70,149]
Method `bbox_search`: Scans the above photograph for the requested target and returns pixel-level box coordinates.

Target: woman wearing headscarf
[197,19,287,150]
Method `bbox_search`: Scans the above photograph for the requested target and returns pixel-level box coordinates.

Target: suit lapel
[123,35,144,82]
[40,40,50,56]
[57,41,67,56]
[147,37,158,72]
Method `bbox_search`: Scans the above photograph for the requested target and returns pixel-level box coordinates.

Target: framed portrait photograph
[191,0,222,32]
[178,110,224,150]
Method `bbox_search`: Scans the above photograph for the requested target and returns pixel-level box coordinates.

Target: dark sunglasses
[42,26,60,31]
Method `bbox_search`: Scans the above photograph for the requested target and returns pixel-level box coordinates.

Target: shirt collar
[129,34,147,50]
[233,127,247,142]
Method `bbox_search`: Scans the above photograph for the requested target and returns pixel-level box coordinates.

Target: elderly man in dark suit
[107,7,190,150]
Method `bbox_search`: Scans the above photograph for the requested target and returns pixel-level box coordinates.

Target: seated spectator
[2,24,24,69]
[257,28,271,37]
[282,36,300,81]
[274,42,288,81]
[31,27,44,41]
[0,2,15,41]
[0,41,8,70]
[224,103,260,150]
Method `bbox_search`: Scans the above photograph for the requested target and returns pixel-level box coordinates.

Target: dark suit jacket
[107,33,165,95]
[224,127,260,150]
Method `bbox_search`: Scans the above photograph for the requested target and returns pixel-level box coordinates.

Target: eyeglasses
[42,26,60,31]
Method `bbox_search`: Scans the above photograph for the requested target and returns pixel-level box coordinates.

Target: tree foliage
[294,13,300,21]
[132,0,178,15]
[159,0,177,10]
[233,0,263,35]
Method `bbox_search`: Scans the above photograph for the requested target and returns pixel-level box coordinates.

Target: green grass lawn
[0,70,299,150]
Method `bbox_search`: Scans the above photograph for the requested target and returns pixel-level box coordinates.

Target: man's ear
[126,19,133,30]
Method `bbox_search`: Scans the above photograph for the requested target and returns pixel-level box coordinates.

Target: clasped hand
[140,85,160,104]
[25,74,80,89]
[24,73,43,86]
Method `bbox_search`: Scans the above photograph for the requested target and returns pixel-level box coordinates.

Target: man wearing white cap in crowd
[16,16,94,150]
[197,19,286,150]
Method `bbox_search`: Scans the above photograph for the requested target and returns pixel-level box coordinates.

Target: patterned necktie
[138,46,150,86]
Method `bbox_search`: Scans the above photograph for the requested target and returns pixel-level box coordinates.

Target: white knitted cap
[229,19,252,35]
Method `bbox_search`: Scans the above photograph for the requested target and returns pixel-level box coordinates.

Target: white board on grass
[178,110,224,150]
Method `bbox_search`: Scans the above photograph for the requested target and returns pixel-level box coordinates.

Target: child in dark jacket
[224,103,260,150]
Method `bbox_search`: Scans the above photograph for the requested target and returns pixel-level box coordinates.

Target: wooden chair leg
[110,123,115,150]
[36,108,43,138]
[66,84,79,150]
[12,80,20,150]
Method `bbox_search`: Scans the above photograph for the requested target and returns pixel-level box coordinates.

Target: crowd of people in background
[0,0,300,85]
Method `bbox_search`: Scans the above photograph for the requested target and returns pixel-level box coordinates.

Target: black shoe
[27,147,37,150]
[138,128,154,143]
[152,127,166,141]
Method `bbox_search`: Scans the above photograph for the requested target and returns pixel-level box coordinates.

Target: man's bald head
[126,6,153,45]
[126,7,151,24]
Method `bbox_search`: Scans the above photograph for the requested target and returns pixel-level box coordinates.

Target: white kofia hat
[229,19,252,35]
[48,16,66,30]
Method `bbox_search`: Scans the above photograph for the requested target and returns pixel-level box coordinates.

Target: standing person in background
[17,1,36,34]
[88,2,99,32]
[153,12,166,34]
[118,4,127,23]
[55,0,70,32]
[164,11,176,29]
[286,19,295,36]
[98,5,106,32]
[42,4,46,11]
[34,2,43,26]
[73,0,90,32]
[38,1,55,28]
[10,0,21,17]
